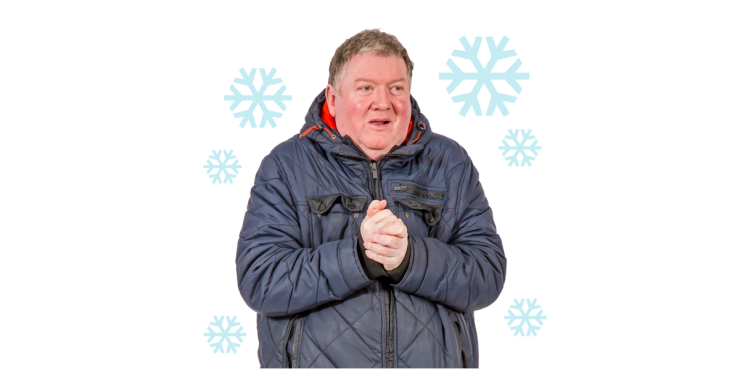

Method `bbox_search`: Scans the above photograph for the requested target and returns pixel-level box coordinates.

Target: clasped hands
[360,200,408,271]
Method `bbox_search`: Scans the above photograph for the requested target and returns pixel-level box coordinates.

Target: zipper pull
[394,186,405,191]
[372,162,378,179]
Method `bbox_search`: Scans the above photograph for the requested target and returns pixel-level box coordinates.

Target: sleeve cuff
[386,235,410,284]
[357,231,388,280]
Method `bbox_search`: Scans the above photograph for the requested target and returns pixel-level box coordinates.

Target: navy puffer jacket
[236,90,506,368]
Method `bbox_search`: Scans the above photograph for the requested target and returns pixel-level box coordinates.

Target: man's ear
[325,84,337,117]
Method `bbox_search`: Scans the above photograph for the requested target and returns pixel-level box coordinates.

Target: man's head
[325,29,415,161]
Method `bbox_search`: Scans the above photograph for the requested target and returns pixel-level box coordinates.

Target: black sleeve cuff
[386,235,410,284]
[357,231,388,280]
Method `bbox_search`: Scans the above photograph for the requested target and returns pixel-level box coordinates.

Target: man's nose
[373,87,390,110]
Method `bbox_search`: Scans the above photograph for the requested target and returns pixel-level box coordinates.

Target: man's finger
[368,233,404,249]
[378,221,407,237]
[366,200,386,217]
[364,249,388,265]
[371,214,400,234]
[365,241,394,256]
[368,209,394,224]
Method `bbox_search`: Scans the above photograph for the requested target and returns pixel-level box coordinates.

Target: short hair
[328,29,414,94]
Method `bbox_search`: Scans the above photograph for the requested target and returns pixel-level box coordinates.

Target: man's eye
[360,86,372,91]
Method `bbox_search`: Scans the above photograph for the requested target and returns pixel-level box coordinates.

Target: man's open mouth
[369,119,391,125]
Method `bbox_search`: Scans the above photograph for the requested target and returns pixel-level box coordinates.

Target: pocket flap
[307,194,367,215]
[341,195,367,212]
[393,197,443,227]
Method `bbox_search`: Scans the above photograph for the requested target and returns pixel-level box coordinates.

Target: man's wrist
[386,235,410,284]
[357,231,388,280]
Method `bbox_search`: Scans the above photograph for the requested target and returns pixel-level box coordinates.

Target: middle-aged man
[236,29,506,368]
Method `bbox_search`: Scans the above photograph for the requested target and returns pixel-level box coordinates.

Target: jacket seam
[354,234,373,282]
[295,316,305,368]
[335,240,353,293]
[270,154,299,211]
[394,236,414,286]
[440,158,472,311]
[410,237,429,296]
[453,158,470,226]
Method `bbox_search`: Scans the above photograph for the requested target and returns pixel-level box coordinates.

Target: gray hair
[328,29,414,94]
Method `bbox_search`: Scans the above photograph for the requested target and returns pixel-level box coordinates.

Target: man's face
[326,54,412,160]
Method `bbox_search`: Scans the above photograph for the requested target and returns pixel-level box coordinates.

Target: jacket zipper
[392,184,444,200]
[284,315,299,368]
[336,135,399,369]
[370,160,395,369]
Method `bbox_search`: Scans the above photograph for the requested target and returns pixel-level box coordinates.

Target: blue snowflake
[439,36,529,117]
[204,316,247,354]
[499,129,541,167]
[203,150,242,184]
[224,68,292,128]
[504,299,548,336]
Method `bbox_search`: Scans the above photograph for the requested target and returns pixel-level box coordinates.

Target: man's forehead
[353,77,407,84]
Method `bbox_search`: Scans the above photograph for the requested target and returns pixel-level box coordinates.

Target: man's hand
[361,200,409,271]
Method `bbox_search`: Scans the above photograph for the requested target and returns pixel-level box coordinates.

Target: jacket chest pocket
[306,194,367,247]
[392,182,445,238]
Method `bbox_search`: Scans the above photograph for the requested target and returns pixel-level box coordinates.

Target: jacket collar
[299,90,432,161]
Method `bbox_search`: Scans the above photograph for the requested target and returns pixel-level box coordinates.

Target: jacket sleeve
[236,154,374,317]
[392,157,507,312]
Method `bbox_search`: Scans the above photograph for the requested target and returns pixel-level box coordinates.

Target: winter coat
[236,90,507,368]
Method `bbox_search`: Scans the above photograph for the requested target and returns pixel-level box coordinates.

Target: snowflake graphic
[439,36,529,117]
[224,67,292,128]
[504,299,548,336]
[499,129,541,167]
[204,315,247,354]
[203,150,242,184]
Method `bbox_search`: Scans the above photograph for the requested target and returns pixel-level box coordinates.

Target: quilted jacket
[236,90,507,368]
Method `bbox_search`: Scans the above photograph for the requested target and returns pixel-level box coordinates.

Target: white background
[1,0,739,387]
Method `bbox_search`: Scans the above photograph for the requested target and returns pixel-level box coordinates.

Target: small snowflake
[504,299,548,336]
[439,36,529,117]
[204,316,247,354]
[203,150,242,184]
[224,68,292,128]
[499,129,541,167]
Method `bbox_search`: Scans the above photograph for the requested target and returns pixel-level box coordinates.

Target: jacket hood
[298,89,433,160]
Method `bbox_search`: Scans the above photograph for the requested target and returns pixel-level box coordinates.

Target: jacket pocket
[307,193,367,215]
[392,183,445,201]
[453,320,466,368]
[449,310,475,369]
[284,314,305,368]
[306,194,367,246]
[393,197,443,227]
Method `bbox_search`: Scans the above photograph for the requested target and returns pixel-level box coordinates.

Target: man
[236,29,506,368]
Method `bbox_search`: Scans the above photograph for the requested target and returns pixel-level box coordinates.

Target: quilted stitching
[260,317,278,368]
[305,301,380,368]
[330,305,378,354]
[395,299,451,362]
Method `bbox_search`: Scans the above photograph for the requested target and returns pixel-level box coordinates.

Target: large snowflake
[504,299,548,336]
[224,68,292,128]
[439,36,529,117]
[203,316,247,354]
[203,150,242,184]
[499,129,541,167]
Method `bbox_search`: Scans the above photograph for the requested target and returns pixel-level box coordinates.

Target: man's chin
[360,139,392,153]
